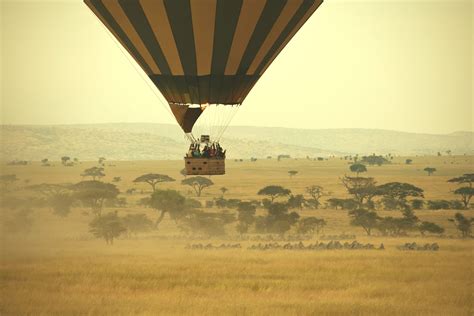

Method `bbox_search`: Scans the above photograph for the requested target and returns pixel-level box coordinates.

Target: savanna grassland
[1,155,473,315]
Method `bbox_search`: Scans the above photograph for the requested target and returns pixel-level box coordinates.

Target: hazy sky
[1,0,472,134]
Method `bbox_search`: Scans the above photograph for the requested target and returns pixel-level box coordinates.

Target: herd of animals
[185,241,440,251]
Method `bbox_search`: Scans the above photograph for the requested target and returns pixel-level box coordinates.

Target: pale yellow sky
[1,0,472,134]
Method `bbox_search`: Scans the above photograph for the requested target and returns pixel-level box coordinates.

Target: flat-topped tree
[73,181,119,217]
[288,170,298,178]
[349,163,367,176]
[378,182,424,210]
[0,174,18,190]
[448,213,473,238]
[423,167,436,176]
[181,176,214,197]
[149,189,187,228]
[257,185,291,203]
[81,167,105,181]
[27,183,74,217]
[453,187,474,209]
[133,173,175,192]
[448,174,474,188]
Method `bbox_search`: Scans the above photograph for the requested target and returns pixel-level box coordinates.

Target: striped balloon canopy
[85,0,323,134]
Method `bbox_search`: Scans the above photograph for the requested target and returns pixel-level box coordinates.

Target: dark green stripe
[89,0,152,74]
[211,0,243,74]
[118,0,172,75]
[255,0,319,74]
[236,0,287,75]
[164,0,197,76]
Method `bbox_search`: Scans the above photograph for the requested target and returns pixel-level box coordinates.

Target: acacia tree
[305,185,327,209]
[89,211,126,244]
[0,174,18,190]
[61,156,71,166]
[149,189,187,228]
[133,173,175,192]
[348,209,379,236]
[81,167,105,181]
[349,163,367,176]
[257,185,291,203]
[297,217,326,236]
[418,221,444,236]
[378,182,424,211]
[73,181,119,217]
[28,183,74,217]
[181,176,214,197]
[341,176,380,209]
[448,213,473,238]
[288,170,298,178]
[453,187,474,209]
[264,202,300,237]
[236,202,256,236]
[448,174,474,209]
[424,167,436,176]
[220,187,228,197]
[122,213,153,237]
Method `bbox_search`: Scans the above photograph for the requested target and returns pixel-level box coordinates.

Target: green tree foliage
[181,176,214,197]
[89,211,126,244]
[133,173,175,192]
[149,189,187,228]
[348,209,378,236]
[288,170,298,178]
[448,174,474,188]
[287,194,305,210]
[448,213,473,237]
[327,198,358,210]
[49,193,74,217]
[236,202,256,235]
[305,185,327,209]
[410,199,424,210]
[0,174,18,190]
[349,163,367,176]
[360,154,389,166]
[405,159,413,165]
[378,182,424,210]
[423,167,436,176]
[73,181,119,217]
[257,185,291,203]
[81,167,105,180]
[297,217,326,236]
[122,213,153,237]
[377,209,419,236]
[260,202,300,236]
[418,221,444,236]
[453,187,474,209]
[27,183,74,217]
[220,187,228,197]
[341,176,380,209]
[179,210,235,237]
[61,156,71,166]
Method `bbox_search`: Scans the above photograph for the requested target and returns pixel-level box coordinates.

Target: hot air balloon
[84,0,324,175]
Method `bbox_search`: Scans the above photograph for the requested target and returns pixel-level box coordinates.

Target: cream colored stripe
[224,0,266,75]
[191,0,217,75]
[260,0,322,74]
[85,0,151,74]
[102,0,160,74]
[247,0,303,75]
[140,0,184,75]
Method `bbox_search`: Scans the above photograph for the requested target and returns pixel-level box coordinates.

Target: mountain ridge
[1,123,472,161]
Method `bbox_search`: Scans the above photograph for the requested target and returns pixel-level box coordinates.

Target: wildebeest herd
[185,241,441,251]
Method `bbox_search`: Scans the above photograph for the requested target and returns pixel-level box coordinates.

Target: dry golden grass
[1,156,473,315]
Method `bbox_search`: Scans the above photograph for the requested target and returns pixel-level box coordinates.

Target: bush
[427,200,451,210]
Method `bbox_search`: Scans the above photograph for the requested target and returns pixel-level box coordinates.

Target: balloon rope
[85,7,175,120]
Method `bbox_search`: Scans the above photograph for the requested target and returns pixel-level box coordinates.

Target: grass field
[1,155,473,315]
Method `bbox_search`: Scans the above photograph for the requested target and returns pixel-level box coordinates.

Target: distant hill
[1,123,472,161]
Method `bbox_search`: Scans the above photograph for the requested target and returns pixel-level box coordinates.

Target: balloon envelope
[85,0,323,133]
